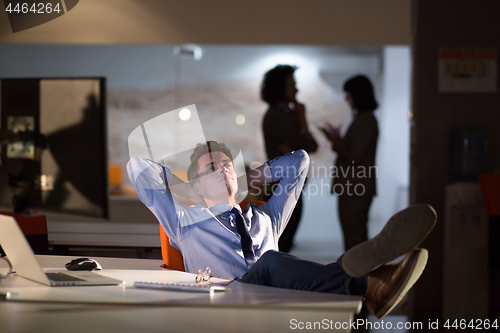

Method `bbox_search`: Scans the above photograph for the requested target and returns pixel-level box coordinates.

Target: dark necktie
[230,207,255,267]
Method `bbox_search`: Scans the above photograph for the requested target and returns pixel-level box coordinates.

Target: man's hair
[260,64,297,105]
[187,141,234,183]
[343,75,379,112]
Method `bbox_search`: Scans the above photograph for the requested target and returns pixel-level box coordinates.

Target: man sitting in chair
[127,141,436,319]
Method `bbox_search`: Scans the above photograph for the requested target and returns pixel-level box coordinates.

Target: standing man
[261,65,318,252]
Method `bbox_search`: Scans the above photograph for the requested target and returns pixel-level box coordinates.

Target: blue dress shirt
[127,150,309,278]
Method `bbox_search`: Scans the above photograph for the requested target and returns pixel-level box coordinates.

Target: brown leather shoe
[365,248,428,319]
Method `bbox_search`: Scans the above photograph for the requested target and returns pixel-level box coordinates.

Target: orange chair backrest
[0,211,47,235]
[159,200,265,271]
[0,212,48,254]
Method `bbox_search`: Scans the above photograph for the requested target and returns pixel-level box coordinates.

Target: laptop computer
[0,214,123,286]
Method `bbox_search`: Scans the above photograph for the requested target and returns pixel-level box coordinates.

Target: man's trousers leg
[239,250,367,296]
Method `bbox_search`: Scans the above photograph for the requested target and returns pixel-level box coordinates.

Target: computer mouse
[65,258,102,271]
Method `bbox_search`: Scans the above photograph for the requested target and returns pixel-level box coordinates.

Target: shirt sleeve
[260,149,310,237]
[126,156,181,244]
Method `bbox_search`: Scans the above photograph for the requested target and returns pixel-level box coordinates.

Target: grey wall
[0,44,381,169]
[411,0,500,320]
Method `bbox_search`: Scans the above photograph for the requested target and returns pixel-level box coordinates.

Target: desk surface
[0,255,362,333]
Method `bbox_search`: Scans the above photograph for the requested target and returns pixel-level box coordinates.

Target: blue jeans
[239,250,367,295]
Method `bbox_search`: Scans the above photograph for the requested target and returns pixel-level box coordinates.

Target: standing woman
[320,75,379,251]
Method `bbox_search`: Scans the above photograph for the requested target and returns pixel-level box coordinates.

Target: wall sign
[438,48,497,93]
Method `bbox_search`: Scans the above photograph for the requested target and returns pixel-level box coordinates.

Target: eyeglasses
[195,267,211,283]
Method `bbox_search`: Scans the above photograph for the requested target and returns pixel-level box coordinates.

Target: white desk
[0,256,362,333]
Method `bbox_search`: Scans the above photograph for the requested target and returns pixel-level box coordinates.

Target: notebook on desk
[0,214,123,287]
[133,281,231,293]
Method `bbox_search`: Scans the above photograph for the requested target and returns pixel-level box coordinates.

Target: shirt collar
[209,204,240,216]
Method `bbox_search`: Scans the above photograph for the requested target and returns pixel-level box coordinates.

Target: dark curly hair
[343,75,378,112]
[187,141,234,183]
[260,64,297,105]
